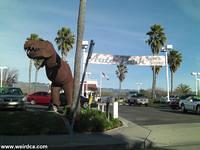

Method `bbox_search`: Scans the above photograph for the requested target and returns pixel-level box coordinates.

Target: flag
[101,72,109,80]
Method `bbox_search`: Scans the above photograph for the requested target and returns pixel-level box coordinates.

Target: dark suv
[0,87,25,110]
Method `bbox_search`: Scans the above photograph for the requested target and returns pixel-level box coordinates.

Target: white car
[128,94,149,106]
[179,95,200,114]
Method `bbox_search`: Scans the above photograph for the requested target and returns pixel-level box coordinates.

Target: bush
[74,109,122,132]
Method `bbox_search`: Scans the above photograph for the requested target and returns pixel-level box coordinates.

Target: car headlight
[22,97,27,101]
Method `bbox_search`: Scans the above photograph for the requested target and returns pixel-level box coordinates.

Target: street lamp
[82,40,89,96]
[161,44,173,102]
[0,66,8,88]
[99,72,109,97]
[136,82,142,93]
[191,72,200,95]
[197,78,200,95]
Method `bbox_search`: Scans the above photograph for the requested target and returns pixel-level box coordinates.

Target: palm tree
[152,66,162,95]
[26,33,40,93]
[71,0,87,128]
[174,84,191,96]
[33,59,43,92]
[55,27,75,60]
[168,50,182,94]
[116,63,128,91]
[146,24,167,101]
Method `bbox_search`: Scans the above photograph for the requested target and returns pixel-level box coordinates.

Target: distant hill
[15,81,136,96]
[15,81,50,94]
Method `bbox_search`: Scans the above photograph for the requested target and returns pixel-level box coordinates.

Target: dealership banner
[89,53,166,66]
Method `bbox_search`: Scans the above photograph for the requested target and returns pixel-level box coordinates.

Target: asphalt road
[119,105,200,126]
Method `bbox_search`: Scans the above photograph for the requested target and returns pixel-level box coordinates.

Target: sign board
[89,53,166,66]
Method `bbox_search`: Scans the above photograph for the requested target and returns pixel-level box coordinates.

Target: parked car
[160,96,168,103]
[179,95,200,114]
[0,87,26,110]
[27,91,51,105]
[60,93,89,108]
[128,93,149,106]
[169,96,180,109]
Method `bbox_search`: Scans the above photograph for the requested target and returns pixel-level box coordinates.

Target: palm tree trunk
[29,59,32,94]
[171,71,174,95]
[152,66,156,101]
[61,51,64,60]
[119,81,122,97]
[71,0,87,127]
[34,69,39,92]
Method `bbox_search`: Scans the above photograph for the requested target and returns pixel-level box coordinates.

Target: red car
[27,91,51,105]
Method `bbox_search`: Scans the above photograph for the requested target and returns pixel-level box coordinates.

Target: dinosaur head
[24,39,56,68]
[24,39,55,59]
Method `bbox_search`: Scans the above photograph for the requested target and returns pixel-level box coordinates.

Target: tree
[33,59,43,92]
[2,69,18,87]
[151,66,162,97]
[26,33,40,93]
[116,63,128,92]
[55,27,75,60]
[174,84,191,96]
[168,50,182,94]
[146,24,166,101]
[71,0,87,128]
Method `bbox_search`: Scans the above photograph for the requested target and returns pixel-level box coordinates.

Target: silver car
[179,95,200,114]
[0,88,26,110]
[128,94,149,106]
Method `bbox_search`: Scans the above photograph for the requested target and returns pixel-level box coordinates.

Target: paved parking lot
[119,105,200,126]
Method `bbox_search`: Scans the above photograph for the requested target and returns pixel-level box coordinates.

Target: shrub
[74,108,122,132]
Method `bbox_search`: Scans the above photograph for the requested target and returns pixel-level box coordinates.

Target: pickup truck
[127,93,149,106]
[179,95,200,114]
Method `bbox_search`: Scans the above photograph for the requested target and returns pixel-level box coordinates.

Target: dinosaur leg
[51,86,61,106]
[62,80,73,108]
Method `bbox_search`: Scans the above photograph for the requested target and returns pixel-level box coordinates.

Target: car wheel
[196,105,200,115]
[181,104,186,113]
[83,102,89,109]
[127,100,131,106]
[30,99,36,105]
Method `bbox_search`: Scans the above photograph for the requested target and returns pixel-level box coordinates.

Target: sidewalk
[144,123,200,149]
[1,117,200,150]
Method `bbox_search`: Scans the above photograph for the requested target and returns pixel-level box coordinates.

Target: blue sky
[0,0,200,91]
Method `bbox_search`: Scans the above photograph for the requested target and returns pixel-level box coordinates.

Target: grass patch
[0,111,68,135]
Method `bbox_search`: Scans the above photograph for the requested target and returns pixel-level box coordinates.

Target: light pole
[197,78,200,95]
[99,72,109,97]
[0,66,8,88]
[136,82,142,93]
[191,72,200,95]
[161,44,173,102]
[82,40,89,96]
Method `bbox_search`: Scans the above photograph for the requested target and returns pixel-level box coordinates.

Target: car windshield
[0,88,23,95]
